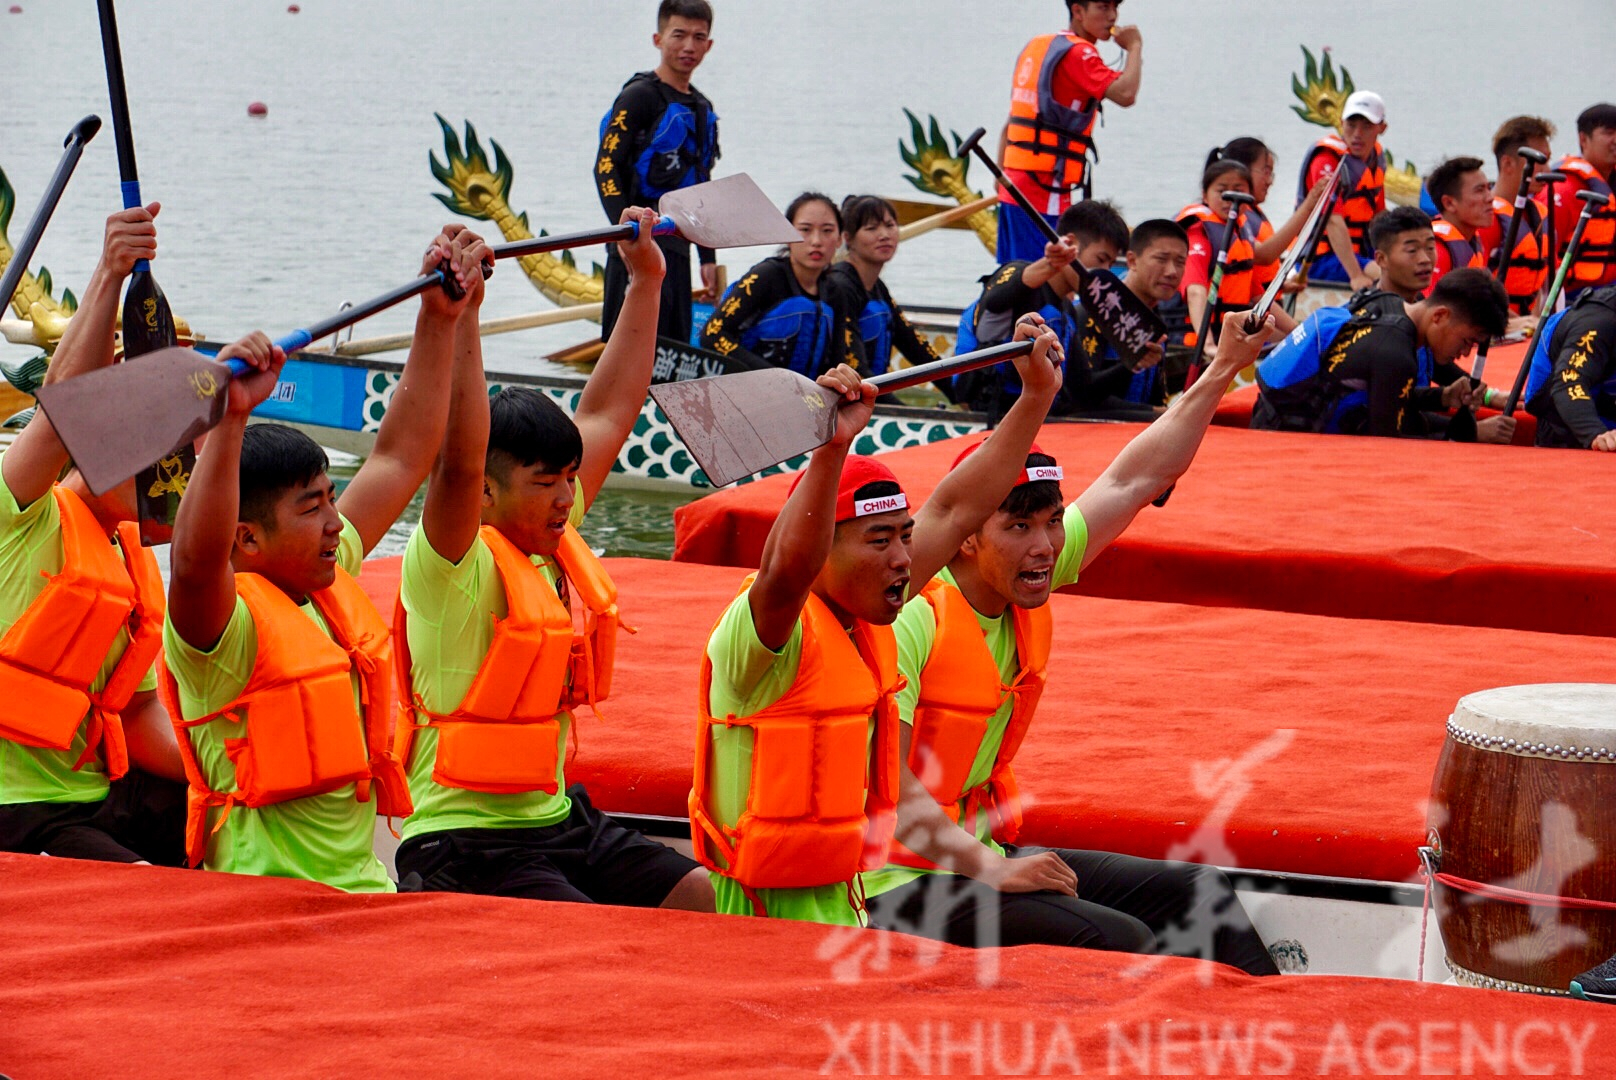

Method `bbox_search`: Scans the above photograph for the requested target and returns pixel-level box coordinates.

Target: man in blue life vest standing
[596,0,721,344]
[996,0,1144,264]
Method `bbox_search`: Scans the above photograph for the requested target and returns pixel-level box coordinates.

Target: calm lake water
[3,1,1612,555]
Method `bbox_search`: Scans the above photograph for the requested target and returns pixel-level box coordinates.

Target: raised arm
[419,287,492,565]
[1104,25,1143,107]
[336,227,490,555]
[2,206,156,507]
[748,366,874,651]
[573,207,666,507]
[908,318,1063,590]
[166,334,284,651]
[1255,174,1328,264]
[1072,311,1273,564]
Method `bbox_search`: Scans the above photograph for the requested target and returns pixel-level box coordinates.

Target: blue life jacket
[955,301,980,356]
[857,298,895,376]
[601,73,718,203]
[1255,305,1357,394]
[724,290,832,377]
[952,292,1074,410]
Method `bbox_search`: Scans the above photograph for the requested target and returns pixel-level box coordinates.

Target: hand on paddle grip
[817,364,878,449]
[217,332,286,419]
[618,206,669,283]
[1224,309,1278,367]
[427,225,495,306]
[1011,313,1064,398]
[102,203,159,278]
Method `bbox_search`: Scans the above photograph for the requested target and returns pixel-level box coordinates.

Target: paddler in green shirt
[691,315,1066,925]
[391,209,713,912]
[0,206,186,865]
[860,310,1280,974]
[162,226,491,892]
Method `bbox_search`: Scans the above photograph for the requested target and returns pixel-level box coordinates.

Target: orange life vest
[690,579,902,914]
[390,524,626,795]
[1548,157,1616,289]
[1483,196,1549,314]
[1177,202,1261,314]
[1003,32,1102,195]
[0,486,162,780]
[1252,209,1279,290]
[1300,135,1385,259]
[1431,217,1485,289]
[887,579,1051,870]
[161,567,410,868]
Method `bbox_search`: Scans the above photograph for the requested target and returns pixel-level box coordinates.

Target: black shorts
[394,784,698,907]
[0,767,187,866]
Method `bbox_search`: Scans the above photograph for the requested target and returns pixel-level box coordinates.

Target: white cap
[1342,91,1386,125]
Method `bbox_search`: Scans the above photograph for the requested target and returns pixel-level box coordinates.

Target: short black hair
[240,423,329,527]
[1129,218,1188,256]
[1428,267,1509,338]
[657,0,711,30]
[786,191,840,230]
[840,194,898,237]
[1199,159,1251,197]
[1056,199,1128,254]
[1369,206,1433,251]
[487,386,583,481]
[1425,156,1485,213]
[1491,115,1556,163]
[1577,103,1616,138]
[1207,137,1271,175]
[1000,452,1063,517]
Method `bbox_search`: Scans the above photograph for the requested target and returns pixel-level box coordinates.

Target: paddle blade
[649,367,838,487]
[658,174,801,249]
[121,270,176,357]
[36,347,228,496]
[121,269,189,542]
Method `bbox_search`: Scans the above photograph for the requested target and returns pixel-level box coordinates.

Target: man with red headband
[858,310,1280,974]
[691,318,1065,924]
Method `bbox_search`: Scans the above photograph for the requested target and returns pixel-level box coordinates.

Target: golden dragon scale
[430,115,604,311]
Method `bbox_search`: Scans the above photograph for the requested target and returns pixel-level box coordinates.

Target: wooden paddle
[1502,188,1613,416]
[0,117,101,316]
[37,174,796,494]
[955,127,1166,365]
[97,0,186,543]
[649,339,1034,487]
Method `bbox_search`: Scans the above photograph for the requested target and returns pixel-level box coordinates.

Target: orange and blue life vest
[1298,135,1386,259]
[1431,217,1485,288]
[1545,157,1616,291]
[1482,196,1549,314]
[1004,32,1102,196]
[1177,202,1262,315]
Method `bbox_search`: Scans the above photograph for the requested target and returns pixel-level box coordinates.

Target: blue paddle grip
[640,215,677,239]
[120,180,151,273]
[222,329,311,379]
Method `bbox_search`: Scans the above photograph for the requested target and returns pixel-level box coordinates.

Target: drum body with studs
[1426,684,1616,994]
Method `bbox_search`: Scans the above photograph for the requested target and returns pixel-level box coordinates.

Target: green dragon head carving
[899,109,981,201]
[430,114,517,222]
[1290,46,1355,130]
[0,164,78,317]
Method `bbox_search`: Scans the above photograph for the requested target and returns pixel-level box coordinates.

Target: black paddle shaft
[1184,191,1258,387]
[1471,148,1547,390]
[958,127,1062,246]
[0,117,101,316]
[868,338,1034,395]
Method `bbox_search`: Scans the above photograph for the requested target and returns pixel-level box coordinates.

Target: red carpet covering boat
[669,422,1616,637]
[361,558,1613,883]
[1,853,1607,1078]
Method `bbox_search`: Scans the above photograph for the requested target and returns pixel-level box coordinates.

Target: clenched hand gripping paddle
[37,174,798,495]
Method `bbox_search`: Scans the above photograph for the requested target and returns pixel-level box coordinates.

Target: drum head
[1449,683,1616,762]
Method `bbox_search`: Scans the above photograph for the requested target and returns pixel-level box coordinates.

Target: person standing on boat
[162,227,490,891]
[1479,116,1554,319]
[822,196,941,378]
[690,320,1064,926]
[1251,268,1507,438]
[1423,157,1490,294]
[956,199,1128,415]
[1538,103,1616,300]
[1522,285,1616,450]
[996,0,1143,264]
[700,193,858,378]
[1207,138,1330,297]
[596,0,720,345]
[0,207,186,867]
[390,211,715,912]
[1296,91,1389,291]
[860,312,1280,975]
[1065,218,1187,416]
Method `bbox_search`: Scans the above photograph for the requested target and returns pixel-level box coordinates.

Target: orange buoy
[247,101,268,117]
[287,3,299,10]
[8,5,22,13]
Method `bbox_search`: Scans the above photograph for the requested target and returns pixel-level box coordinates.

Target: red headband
[788,455,908,523]
[949,439,1064,486]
